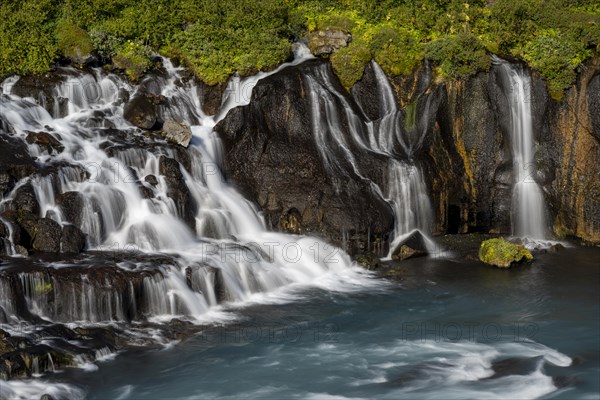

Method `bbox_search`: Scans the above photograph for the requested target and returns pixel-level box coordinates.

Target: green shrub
[523,29,592,100]
[426,33,491,80]
[89,28,123,60]
[112,41,152,82]
[0,0,596,94]
[370,25,424,76]
[56,21,93,64]
[0,0,57,76]
[174,0,292,85]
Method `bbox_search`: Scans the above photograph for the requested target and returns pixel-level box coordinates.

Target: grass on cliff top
[0,0,598,98]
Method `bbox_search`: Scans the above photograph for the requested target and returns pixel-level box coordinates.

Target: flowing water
[1,52,596,399]
[305,60,435,257]
[36,247,600,400]
[493,58,548,240]
[0,44,369,326]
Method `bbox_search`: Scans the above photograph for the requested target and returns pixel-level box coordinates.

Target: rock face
[216,55,600,252]
[478,237,533,268]
[541,57,600,242]
[216,60,394,255]
[308,29,351,56]
[383,56,600,244]
[161,119,192,147]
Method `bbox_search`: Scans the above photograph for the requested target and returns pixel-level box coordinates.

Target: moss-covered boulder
[478,237,533,268]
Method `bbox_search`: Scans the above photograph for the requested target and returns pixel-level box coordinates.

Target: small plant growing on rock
[112,41,152,82]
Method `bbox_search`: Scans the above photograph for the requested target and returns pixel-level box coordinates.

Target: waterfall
[0,44,373,326]
[494,57,548,240]
[305,60,435,257]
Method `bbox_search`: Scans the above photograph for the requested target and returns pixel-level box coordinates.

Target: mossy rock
[478,237,533,268]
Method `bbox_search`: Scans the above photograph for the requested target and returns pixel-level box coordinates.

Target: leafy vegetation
[0,0,598,97]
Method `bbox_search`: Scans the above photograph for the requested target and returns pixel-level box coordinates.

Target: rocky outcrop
[308,30,351,56]
[9,74,69,118]
[398,56,600,244]
[216,54,600,252]
[216,60,394,255]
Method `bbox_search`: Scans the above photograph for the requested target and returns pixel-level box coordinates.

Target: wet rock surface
[216,60,394,255]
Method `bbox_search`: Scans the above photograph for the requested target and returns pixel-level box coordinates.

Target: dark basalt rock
[390,230,430,261]
[144,174,158,186]
[0,135,38,196]
[31,218,62,253]
[197,80,227,116]
[25,131,64,154]
[123,92,162,130]
[159,156,197,231]
[55,191,84,227]
[60,224,86,254]
[216,60,394,255]
[9,73,69,118]
[12,183,40,215]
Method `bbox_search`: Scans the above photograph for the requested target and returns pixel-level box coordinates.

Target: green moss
[478,237,533,268]
[404,98,418,131]
[330,40,371,89]
[33,282,53,295]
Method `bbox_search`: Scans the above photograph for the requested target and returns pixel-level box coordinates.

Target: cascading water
[0,44,370,328]
[305,60,435,257]
[494,57,548,240]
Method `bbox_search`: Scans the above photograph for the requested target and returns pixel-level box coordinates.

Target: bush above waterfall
[111,41,153,82]
[0,0,597,96]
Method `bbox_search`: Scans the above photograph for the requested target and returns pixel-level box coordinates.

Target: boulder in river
[60,224,86,254]
[161,119,192,147]
[478,237,533,268]
[123,93,161,129]
[391,230,430,261]
[31,218,62,253]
